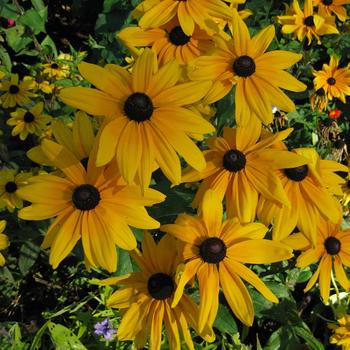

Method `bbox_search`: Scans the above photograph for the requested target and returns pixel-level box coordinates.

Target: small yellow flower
[7,102,52,141]
[313,55,350,103]
[329,314,350,349]
[310,88,329,111]
[0,74,36,108]
[42,61,70,80]
[314,0,350,21]
[0,220,9,266]
[0,169,32,212]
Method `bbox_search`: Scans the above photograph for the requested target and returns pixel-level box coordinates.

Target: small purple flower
[94,318,115,340]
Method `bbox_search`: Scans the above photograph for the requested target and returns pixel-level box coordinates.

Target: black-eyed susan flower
[100,232,215,349]
[0,74,35,108]
[313,55,350,103]
[257,148,347,245]
[42,61,69,80]
[7,102,52,141]
[17,139,165,272]
[277,0,339,45]
[314,0,350,21]
[0,169,32,212]
[284,217,350,303]
[310,88,329,112]
[182,123,307,223]
[0,220,9,266]
[136,0,231,36]
[59,49,214,189]
[329,314,350,349]
[161,190,293,329]
[189,10,306,125]
[27,111,95,167]
[118,18,214,65]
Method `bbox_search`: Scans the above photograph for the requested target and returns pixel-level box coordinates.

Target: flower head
[17,139,165,271]
[189,10,306,125]
[7,102,52,140]
[59,49,214,189]
[94,318,115,340]
[314,0,350,21]
[329,314,350,349]
[161,190,293,329]
[42,61,70,80]
[101,232,214,350]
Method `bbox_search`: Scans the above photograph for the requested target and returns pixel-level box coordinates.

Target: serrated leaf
[213,304,238,334]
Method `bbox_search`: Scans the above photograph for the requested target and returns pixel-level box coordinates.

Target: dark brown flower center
[284,165,308,181]
[322,0,333,5]
[199,237,226,264]
[233,55,256,77]
[169,26,190,46]
[72,184,101,210]
[304,16,315,27]
[327,77,336,85]
[51,63,59,69]
[23,112,35,123]
[147,273,174,300]
[5,181,17,193]
[316,88,325,96]
[9,85,19,94]
[124,92,153,122]
[223,149,246,172]
[324,236,341,255]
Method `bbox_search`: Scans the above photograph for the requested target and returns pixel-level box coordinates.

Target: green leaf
[293,325,325,350]
[29,321,49,350]
[40,35,57,57]
[47,321,87,350]
[0,46,12,71]
[5,25,32,52]
[18,241,41,276]
[214,304,238,334]
[31,0,46,12]
[18,9,46,34]
[117,248,133,276]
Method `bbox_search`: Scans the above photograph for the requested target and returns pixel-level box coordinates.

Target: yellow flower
[182,123,307,223]
[313,55,350,103]
[136,0,231,35]
[310,88,329,112]
[59,49,214,189]
[118,17,214,65]
[314,0,350,21]
[342,176,350,206]
[189,10,306,125]
[258,148,347,244]
[0,74,36,108]
[7,102,52,140]
[42,61,70,80]
[277,0,339,45]
[27,111,95,167]
[0,220,9,266]
[17,139,165,272]
[329,314,350,349]
[101,232,214,350]
[161,190,293,329]
[0,169,32,212]
[28,75,55,94]
[284,217,350,303]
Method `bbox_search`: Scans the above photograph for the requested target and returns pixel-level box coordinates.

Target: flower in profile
[118,17,214,65]
[329,314,350,349]
[101,232,214,350]
[7,102,52,140]
[182,123,307,223]
[59,49,214,189]
[277,0,339,45]
[189,10,306,125]
[161,190,293,329]
[94,318,115,340]
[136,0,231,35]
[0,169,32,212]
[0,74,35,108]
[314,0,350,21]
[258,148,347,244]
[27,111,96,168]
[313,55,350,103]
[42,61,69,80]
[0,220,9,266]
[284,216,350,303]
[17,139,165,272]
[310,88,328,112]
